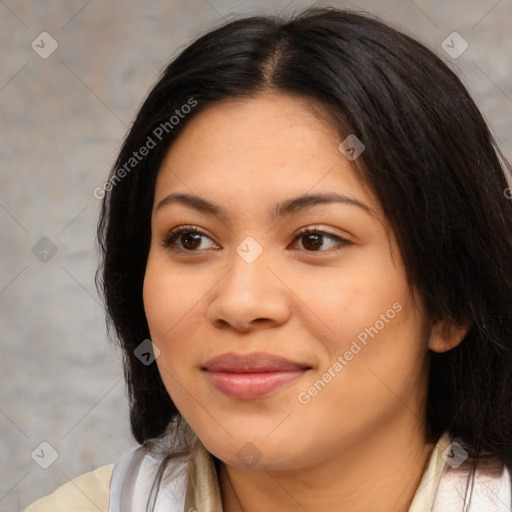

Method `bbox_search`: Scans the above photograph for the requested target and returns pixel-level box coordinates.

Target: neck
[218,419,436,512]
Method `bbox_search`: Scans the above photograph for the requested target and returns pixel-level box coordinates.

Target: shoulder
[24,464,113,512]
[433,456,512,511]
[108,444,190,511]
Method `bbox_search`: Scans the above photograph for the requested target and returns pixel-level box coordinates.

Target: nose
[206,248,291,333]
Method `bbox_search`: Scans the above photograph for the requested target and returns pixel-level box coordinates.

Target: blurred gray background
[1,0,511,510]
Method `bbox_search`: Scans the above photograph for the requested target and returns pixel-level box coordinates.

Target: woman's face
[143,93,437,470]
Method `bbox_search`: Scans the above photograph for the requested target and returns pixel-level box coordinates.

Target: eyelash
[160,225,351,255]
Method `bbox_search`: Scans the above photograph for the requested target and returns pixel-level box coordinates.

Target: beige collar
[184,432,454,511]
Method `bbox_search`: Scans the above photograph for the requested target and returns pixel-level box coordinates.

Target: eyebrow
[155,191,373,219]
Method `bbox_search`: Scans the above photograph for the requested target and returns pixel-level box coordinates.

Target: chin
[199,432,307,471]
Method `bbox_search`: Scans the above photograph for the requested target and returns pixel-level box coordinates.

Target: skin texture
[143,93,467,512]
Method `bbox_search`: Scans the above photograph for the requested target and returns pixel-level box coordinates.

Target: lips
[202,352,311,399]
[203,352,310,372]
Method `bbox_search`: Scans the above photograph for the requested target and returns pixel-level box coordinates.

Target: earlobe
[427,319,469,353]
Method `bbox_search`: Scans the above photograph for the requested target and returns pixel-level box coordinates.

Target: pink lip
[202,352,311,399]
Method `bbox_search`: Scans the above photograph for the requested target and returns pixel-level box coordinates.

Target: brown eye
[179,232,202,250]
[292,228,351,253]
[161,226,218,253]
[301,232,323,251]
[161,225,350,255]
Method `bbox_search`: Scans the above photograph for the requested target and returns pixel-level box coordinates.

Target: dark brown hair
[96,6,512,507]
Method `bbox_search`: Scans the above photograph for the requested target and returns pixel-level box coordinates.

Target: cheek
[143,257,201,367]
[143,264,197,406]
[144,251,201,334]
[289,249,411,355]
[304,254,429,409]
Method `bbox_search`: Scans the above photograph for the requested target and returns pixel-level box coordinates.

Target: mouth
[202,351,312,399]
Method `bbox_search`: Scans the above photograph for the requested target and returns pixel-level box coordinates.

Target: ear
[427,318,468,353]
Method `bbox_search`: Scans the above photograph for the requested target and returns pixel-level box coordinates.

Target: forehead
[164,94,337,162]
[155,94,372,197]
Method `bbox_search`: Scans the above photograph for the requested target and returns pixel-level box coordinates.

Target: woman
[26,6,512,512]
